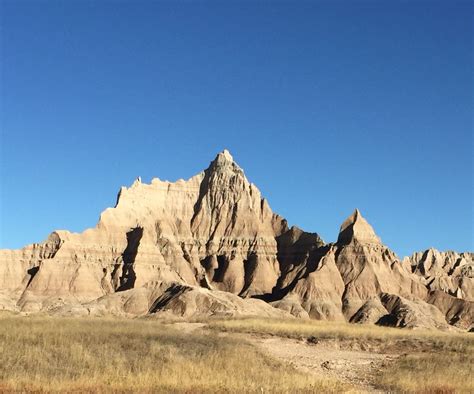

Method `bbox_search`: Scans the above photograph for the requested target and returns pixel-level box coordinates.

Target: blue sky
[1,0,472,257]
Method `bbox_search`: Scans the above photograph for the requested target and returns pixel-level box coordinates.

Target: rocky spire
[337,209,381,245]
[206,149,244,176]
[216,149,233,163]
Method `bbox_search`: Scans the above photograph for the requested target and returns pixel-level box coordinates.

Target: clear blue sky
[1,0,472,257]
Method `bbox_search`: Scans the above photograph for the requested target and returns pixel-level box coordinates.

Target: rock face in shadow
[427,290,474,330]
[270,245,346,321]
[0,150,472,331]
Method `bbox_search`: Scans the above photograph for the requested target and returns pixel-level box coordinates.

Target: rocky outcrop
[403,249,474,329]
[337,209,381,245]
[148,284,291,319]
[270,210,438,328]
[266,227,345,321]
[378,293,451,330]
[0,151,287,319]
[333,210,428,320]
[189,150,287,296]
[0,150,472,330]
[271,247,346,321]
[1,150,287,313]
[427,290,473,330]
[0,232,62,298]
[350,298,388,324]
[405,249,473,301]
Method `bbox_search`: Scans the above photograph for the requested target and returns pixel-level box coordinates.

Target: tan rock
[350,298,388,324]
[337,209,381,245]
[405,249,473,301]
[273,247,345,320]
[427,290,474,330]
[0,151,470,330]
[334,210,428,319]
[1,150,287,315]
[379,293,452,331]
[149,283,291,319]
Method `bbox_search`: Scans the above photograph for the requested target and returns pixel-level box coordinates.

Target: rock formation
[0,150,472,331]
[404,249,473,301]
[266,209,442,328]
[404,250,473,329]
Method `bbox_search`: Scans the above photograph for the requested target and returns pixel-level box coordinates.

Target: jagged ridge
[0,151,472,330]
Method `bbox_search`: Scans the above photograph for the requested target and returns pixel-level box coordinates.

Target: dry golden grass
[208,318,474,393]
[378,352,473,393]
[1,314,472,393]
[0,314,346,393]
[207,317,466,342]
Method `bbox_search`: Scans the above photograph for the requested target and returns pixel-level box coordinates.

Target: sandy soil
[248,335,398,392]
[170,322,398,392]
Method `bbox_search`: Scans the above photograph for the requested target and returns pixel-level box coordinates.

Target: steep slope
[257,225,346,321]
[189,150,287,296]
[333,209,428,319]
[271,210,462,330]
[1,150,287,315]
[0,150,472,330]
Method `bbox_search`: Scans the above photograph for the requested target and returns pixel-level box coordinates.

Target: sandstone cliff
[0,150,472,330]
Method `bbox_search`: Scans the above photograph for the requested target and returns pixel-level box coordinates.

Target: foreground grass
[0,314,345,393]
[208,318,474,393]
[1,315,472,393]
[379,351,473,393]
[207,317,469,343]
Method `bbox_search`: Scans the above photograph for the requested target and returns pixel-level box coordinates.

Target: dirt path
[246,335,397,393]
[170,322,397,392]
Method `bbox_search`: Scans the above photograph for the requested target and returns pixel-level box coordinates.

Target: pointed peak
[337,209,381,245]
[343,208,361,226]
[217,149,234,162]
[131,176,142,188]
[208,149,243,175]
[212,149,236,167]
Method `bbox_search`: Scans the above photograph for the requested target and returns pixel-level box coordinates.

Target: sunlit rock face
[0,150,472,330]
[405,249,473,301]
[0,150,287,315]
[269,210,436,326]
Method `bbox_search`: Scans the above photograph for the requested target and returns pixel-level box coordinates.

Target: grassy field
[378,351,472,393]
[1,314,472,393]
[0,314,344,393]
[207,317,471,350]
[208,318,474,393]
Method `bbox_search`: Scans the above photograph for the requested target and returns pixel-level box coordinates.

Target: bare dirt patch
[247,335,398,392]
[175,320,400,391]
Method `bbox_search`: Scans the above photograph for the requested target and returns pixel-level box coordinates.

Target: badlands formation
[0,150,472,330]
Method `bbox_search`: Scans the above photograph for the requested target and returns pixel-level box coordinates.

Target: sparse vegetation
[379,351,473,393]
[207,317,467,343]
[1,314,472,393]
[0,314,345,393]
[208,318,474,393]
